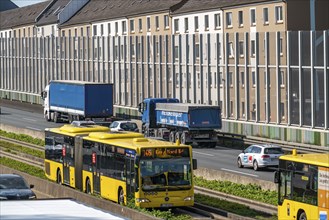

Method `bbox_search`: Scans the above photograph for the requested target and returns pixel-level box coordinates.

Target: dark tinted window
[264,147,284,154]
[0,176,29,189]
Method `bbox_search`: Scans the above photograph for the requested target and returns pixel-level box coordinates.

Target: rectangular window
[174,19,179,33]
[93,25,97,35]
[204,15,209,30]
[275,6,283,22]
[279,38,283,55]
[252,71,256,86]
[228,42,234,57]
[122,21,127,34]
[100,24,103,35]
[229,72,233,86]
[214,13,221,29]
[241,72,245,86]
[184,17,189,32]
[86,27,90,36]
[250,9,256,25]
[164,15,169,29]
[130,19,135,32]
[242,101,245,117]
[280,103,285,119]
[226,12,232,27]
[115,22,118,35]
[280,71,285,86]
[174,46,179,60]
[147,17,151,31]
[230,101,234,116]
[251,40,255,56]
[219,72,223,86]
[239,41,244,56]
[155,16,159,30]
[108,23,111,35]
[263,8,269,24]
[138,18,142,32]
[194,16,199,31]
[238,11,243,26]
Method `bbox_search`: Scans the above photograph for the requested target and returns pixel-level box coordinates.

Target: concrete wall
[0,166,160,220]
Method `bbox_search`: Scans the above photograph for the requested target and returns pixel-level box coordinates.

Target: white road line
[22,118,37,122]
[221,168,259,177]
[193,151,214,157]
[26,127,42,131]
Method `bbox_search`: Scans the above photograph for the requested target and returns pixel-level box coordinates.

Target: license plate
[161,203,173,207]
[271,158,278,161]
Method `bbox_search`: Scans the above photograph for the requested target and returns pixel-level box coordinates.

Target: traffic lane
[0,106,64,130]
[193,145,276,182]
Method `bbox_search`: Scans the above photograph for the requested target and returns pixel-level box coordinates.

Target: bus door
[92,144,101,195]
[62,143,71,185]
[126,157,135,197]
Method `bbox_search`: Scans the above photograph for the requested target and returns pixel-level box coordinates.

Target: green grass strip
[0,140,44,158]
[0,130,44,146]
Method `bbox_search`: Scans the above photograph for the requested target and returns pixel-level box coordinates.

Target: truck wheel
[54,113,59,123]
[45,111,51,122]
[175,132,181,144]
[169,132,175,143]
[68,115,73,123]
[181,133,187,144]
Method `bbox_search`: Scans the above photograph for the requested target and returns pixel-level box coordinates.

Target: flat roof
[0,199,126,220]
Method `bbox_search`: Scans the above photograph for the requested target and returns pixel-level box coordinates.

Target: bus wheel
[299,212,307,220]
[253,160,259,171]
[56,170,62,184]
[54,112,59,123]
[118,188,124,205]
[86,179,92,194]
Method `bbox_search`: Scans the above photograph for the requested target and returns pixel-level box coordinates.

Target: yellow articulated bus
[45,123,197,208]
[274,150,329,220]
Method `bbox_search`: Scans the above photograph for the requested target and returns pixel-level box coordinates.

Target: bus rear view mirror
[274,171,280,184]
[192,159,197,170]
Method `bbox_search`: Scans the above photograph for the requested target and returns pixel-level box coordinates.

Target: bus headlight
[184,196,194,201]
[136,198,151,203]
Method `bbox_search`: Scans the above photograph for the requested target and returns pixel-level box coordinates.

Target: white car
[237,144,284,171]
[109,121,139,132]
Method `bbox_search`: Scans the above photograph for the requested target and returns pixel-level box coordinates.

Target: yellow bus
[45,123,197,208]
[274,150,329,220]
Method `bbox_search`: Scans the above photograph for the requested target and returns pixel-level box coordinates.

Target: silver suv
[237,144,284,171]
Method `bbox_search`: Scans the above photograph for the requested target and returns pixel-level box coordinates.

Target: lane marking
[221,168,259,177]
[193,151,214,157]
[23,118,37,122]
[26,127,42,131]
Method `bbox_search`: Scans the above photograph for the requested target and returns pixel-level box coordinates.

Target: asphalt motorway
[0,99,276,182]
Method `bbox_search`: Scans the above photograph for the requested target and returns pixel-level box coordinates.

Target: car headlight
[136,198,150,203]
[184,196,194,201]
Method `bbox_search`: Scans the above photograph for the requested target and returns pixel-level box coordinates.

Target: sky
[11,0,47,7]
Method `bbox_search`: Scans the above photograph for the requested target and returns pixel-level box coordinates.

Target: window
[230,101,234,116]
[275,6,283,23]
[138,18,142,32]
[130,19,135,32]
[147,17,151,31]
[194,16,199,31]
[250,9,256,25]
[252,71,256,86]
[100,24,103,35]
[280,71,285,86]
[214,13,221,29]
[241,72,245,87]
[195,43,200,59]
[164,15,169,29]
[174,19,179,33]
[263,8,269,24]
[93,25,97,35]
[219,72,223,86]
[108,23,111,35]
[155,16,159,30]
[184,17,189,32]
[280,103,285,119]
[228,42,234,57]
[251,40,256,56]
[229,72,233,86]
[86,27,90,36]
[279,38,283,55]
[239,41,244,57]
[238,11,243,26]
[122,21,127,34]
[226,12,232,27]
[242,101,245,117]
[204,15,209,30]
[174,46,179,60]
[115,22,118,35]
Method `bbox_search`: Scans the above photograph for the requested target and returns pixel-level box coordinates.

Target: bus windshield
[140,157,192,191]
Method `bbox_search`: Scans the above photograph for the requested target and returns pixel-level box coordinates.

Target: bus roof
[280,153,329,168]
[46,124,110,137]
[0,199,125,220]
[84,131,188,149]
